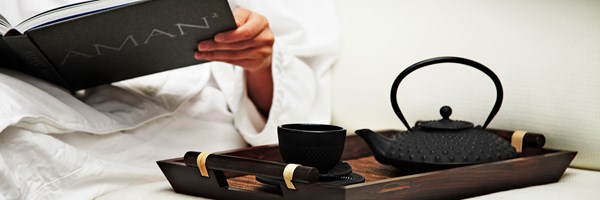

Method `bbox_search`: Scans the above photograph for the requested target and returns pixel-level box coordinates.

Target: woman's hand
[195,8,275,117]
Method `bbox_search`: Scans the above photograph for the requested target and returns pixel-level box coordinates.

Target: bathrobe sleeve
[228,0,341,146]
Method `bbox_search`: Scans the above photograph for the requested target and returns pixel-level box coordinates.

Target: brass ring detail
[512,130,527,153]
[283,164,301,190]
[197,152,212,177]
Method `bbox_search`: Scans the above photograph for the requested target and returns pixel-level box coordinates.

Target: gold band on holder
[196,152,212,177]
[283,164,301,190]
[511,130,527,153]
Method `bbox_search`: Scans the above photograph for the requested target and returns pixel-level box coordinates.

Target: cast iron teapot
[356,56,517,170]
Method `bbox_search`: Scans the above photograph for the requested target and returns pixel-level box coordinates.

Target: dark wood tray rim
[157,129,577,200]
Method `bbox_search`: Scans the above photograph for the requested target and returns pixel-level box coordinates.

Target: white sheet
[466,168,600,199]
[0,65,249,199]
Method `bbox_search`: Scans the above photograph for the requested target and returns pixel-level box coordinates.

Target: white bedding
[0,65,249,200]
[467,168,600,199]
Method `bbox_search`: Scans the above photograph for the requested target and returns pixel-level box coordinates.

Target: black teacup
[278,123,346,173]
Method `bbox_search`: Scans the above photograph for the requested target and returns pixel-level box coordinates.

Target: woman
[0,0,340,199]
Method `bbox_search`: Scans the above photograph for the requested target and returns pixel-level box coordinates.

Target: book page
[18,0,98,25]
[15,0,144,33]
[0,13,10,35]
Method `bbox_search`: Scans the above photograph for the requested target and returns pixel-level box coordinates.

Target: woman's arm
[194,8,275,117]
[228,0,341,146]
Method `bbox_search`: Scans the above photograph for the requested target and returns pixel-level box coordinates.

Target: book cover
[1,0,236,91]
[0,34,27,72]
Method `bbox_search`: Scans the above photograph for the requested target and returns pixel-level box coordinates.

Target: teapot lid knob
[417,106,474,130]
[440,106,452,120]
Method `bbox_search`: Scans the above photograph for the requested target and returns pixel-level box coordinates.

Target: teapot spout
[355,129,394,165]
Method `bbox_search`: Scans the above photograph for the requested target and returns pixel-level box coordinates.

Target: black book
[0,0,236,91]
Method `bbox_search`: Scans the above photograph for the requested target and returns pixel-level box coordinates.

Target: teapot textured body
[357,57,517,170]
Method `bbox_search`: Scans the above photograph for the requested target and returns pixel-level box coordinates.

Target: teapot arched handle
[390,56,503,131]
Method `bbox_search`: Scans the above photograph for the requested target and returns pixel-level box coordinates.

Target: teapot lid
[418,106,474,130]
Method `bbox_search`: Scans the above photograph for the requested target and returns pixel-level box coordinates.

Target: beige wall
[332,0,600,169]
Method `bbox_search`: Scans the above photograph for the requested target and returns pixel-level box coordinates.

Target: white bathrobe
[0,0,340,199]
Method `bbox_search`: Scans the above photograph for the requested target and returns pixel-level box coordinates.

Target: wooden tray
[157,129,576,200]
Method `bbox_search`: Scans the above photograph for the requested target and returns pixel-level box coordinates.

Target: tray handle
[184,151,320,184]
[489,129,546,149]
